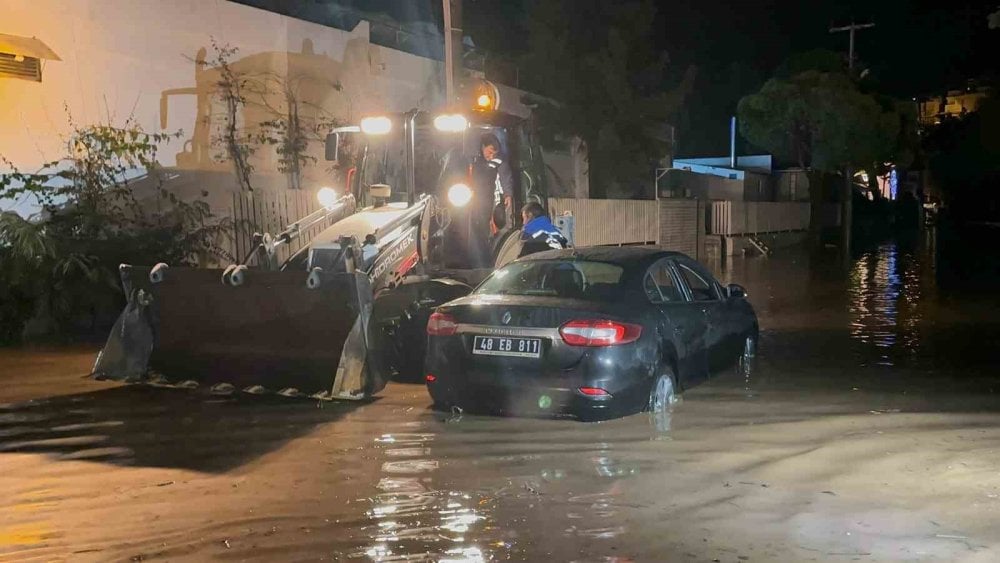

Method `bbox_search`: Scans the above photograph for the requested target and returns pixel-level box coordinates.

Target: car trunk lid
[439,295,629,371]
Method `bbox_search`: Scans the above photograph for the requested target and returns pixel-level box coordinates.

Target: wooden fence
[226,189,346,265]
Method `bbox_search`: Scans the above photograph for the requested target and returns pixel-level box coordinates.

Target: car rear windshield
[475,260,625,301]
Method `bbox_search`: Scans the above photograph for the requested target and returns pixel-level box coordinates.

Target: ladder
[748,235,771,257]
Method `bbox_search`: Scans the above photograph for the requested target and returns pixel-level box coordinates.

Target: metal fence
[658,199,703,257]
[546,198,705,258]
[548,198,659,246]
[708,201,811,235]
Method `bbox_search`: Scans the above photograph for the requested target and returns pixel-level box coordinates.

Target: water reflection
[359,428,503,562]
[848,242,927,367]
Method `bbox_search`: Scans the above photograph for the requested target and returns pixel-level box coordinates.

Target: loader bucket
[92,264,387,400]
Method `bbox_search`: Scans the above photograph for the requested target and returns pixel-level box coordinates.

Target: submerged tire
[647,370,678,433]
[648,372,677,412]
[736,334,757,380]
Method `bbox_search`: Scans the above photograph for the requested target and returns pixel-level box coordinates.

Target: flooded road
[3,234,1000,562]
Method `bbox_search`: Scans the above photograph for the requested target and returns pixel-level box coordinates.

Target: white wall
[0,0,448,213]
[0,0,587,217]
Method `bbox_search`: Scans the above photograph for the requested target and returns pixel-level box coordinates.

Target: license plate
[472,336,542,358]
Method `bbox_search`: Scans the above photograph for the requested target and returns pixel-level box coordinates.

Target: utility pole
[443,0,463,104]
[830,22,874,71]
[830,21,874,260]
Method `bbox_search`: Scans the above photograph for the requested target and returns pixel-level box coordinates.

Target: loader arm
[238,192,356,270]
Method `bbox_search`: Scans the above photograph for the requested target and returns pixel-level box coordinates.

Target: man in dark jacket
[518,202,568,257]
[473,133,514,234]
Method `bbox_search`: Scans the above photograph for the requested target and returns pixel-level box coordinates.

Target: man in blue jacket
[518,202,568,257]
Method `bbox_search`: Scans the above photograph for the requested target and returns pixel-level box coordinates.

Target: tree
[864,95,919,200]
[738,69,903,243]
[520,0,695,198]
[205,41,258,192]
[253,73,344,191]
[0,117,230,342]
[922,92,1000,220]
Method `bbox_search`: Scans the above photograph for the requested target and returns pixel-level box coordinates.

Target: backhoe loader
[92,93,553,400]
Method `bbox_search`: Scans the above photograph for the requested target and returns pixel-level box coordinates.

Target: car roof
[517,246,687,270]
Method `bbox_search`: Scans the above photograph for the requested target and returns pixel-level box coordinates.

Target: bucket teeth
[210,383,236,395]
[243,385,268,395]
[147,373,170,386]
[277,387,302,398]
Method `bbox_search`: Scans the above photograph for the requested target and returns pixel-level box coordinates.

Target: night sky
[651,0,998,96]
[464,0,998,153]
[237,0,999,154]
[241,1,998,95]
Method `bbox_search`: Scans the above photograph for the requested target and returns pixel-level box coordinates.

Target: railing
[708,201,811,235]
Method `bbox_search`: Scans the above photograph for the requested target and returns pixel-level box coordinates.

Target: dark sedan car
[424,247,758,421]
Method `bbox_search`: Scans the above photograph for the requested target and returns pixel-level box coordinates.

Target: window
[644,262,682,303]
[678,264,718,302]
[476,260,624,301]
[644,274,662,302]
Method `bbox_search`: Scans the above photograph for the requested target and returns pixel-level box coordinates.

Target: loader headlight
[447,183,472,207]
[433,113,468,132]
[360,116,392,135]
[317,187,339,209]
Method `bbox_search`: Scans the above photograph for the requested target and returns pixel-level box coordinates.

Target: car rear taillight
[559,319,642,347]
[427,312,458,336]
[578,387,611,397]
[425,374,437,383]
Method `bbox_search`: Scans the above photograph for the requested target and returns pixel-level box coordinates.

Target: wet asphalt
[2,231,1000,562]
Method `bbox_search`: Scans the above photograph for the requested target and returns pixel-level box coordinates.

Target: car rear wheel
[648,372,678,410]
[736,334,757,380]
[647,371,678,432]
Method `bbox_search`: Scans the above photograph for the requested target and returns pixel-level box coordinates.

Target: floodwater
[3,231,1000,562]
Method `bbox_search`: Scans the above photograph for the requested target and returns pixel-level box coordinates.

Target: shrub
[0,118,230,342]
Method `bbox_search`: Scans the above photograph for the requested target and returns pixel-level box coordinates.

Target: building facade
[0,0,585,217]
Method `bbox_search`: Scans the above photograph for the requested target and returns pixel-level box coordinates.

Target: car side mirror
[325,132,340,161]
[728,283,746,299]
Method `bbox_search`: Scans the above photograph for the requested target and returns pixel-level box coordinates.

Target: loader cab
[418,113,548,269]
[326,123,408,209]
[319,108,550,273]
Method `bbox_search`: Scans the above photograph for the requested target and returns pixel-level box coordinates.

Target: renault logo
[501,311,512,325]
